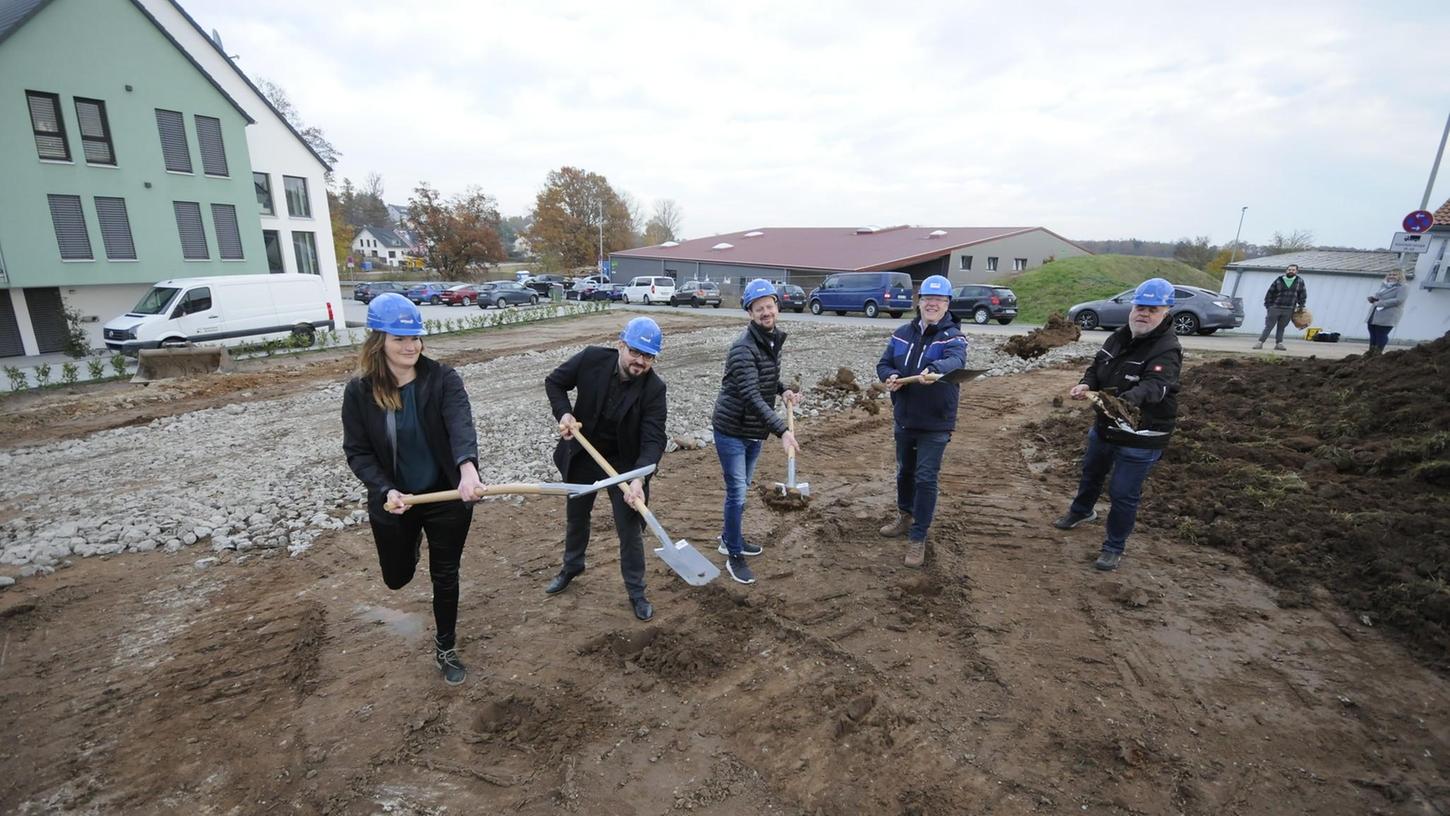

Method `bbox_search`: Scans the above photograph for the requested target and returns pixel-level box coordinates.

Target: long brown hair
[357,331,421,412]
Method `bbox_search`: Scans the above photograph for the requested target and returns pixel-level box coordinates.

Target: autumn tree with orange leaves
[407,183,506,279]
[526,167,636,272]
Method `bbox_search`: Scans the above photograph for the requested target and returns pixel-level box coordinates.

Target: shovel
[891,367,989,386]
[773,401,810,499]
[1086,391,1168,439]
[400,464,658,506]
[566,425,719,587]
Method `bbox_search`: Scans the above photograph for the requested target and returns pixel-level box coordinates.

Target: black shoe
[631,596,654,621]
[716,535,764,557]
[435,641,466,685]
[1053,509,1098,530]
[544,571,580,595]
[726,554,756,585]
[1094,551,1122,571]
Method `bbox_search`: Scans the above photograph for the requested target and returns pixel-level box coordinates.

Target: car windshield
[131,286,180,315]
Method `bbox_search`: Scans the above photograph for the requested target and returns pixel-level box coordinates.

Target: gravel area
[0,322,1102,574]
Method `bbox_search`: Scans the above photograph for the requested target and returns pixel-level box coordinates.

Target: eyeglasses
[623,346,656,363]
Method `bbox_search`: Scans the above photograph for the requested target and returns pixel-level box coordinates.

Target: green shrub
[33,362,51,387]
[110,353,127,377]
[87,357,105,380]
[61,362,79,385]
[4,366,27,391]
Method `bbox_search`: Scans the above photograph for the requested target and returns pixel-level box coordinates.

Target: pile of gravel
[0,322,1099,578]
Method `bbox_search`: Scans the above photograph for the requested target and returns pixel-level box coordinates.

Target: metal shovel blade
[640,509,719,586]
[565,464,657,498]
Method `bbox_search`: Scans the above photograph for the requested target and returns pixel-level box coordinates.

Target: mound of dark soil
[1035,335,1450,672]
[1003,312,1081,359]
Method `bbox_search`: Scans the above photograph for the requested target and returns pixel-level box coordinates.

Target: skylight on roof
[711,242,734,250]
[928,229,948,238]
[660,241,679,247]
[743,231,764,237]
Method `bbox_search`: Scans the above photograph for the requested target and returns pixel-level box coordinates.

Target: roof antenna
[212,28,240,61]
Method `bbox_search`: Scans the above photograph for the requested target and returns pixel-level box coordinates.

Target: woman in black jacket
[342,294,484,685]
[712,279,800,585]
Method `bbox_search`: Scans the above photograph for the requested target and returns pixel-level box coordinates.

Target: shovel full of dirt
[567,424,720,587]
[768,401,811,510]
[131,345,236,383]
[1087,391,1167,439]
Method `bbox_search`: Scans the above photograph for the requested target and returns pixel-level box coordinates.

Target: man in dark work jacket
[542,317,668,621]
[1053,278,1182,572]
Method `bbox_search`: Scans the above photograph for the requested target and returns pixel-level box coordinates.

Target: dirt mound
[1036,334,1450,671]
[1002,312,1081,359]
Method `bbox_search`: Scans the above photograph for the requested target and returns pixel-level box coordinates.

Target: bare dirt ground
[2,317,1449,815]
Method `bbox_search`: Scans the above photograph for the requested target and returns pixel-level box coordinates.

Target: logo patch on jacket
[1152,364,1164,372]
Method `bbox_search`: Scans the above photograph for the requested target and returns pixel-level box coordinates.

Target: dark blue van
[807,271,914,318]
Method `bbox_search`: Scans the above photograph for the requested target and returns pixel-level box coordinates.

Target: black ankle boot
[435,637,466,685]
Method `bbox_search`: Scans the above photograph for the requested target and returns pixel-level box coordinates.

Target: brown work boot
[904,537,926,568]
[879,511,912,538]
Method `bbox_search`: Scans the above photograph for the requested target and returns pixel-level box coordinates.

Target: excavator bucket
[132,346,236,383]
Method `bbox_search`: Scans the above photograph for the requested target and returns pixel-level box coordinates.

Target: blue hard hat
[366,292,426,335]
[619,316,663,356]
[741,278,778,311]
[1131,278,1175,307]
[919,274,953,298]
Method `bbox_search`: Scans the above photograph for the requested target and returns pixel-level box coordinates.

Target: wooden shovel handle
[568,424,649,514]
[785,401,796,462]
[401,483,559,506]
[893,372,940,386]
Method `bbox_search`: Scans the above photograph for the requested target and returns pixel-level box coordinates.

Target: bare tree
[255,77,341,181]
[1269,229,1315,253]
[643,198,684,245]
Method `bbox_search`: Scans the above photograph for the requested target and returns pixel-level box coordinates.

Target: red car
[439,284,485,306]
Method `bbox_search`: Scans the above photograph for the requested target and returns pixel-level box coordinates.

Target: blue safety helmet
[919,274,953,298]
[1131,277,1176,307]
[619,316,663,356]
[741,278,778,311]
[366,292,426,336]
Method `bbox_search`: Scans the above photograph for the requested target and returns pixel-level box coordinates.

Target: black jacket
[1079,319,1182,449]
[712,322,788,440]
[342,356,479,514]
[1264,274,1307,310]
[875,312,970,432]
[545,346,667,477]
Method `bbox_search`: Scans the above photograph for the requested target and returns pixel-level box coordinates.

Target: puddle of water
[353,604,426,640]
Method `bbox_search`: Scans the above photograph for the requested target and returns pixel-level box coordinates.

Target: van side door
[170,287,220,337]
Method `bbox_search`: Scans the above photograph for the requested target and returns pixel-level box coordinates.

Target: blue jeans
[715,430,764,557]
[894,426,951,541]
[1069,427,1163,554]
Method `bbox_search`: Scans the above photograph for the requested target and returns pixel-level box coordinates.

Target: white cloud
[184,0,1450,248]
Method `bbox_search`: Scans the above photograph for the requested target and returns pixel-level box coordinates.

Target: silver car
[1067,285,1244,336]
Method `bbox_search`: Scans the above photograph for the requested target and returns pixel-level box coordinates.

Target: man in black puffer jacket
[712,278,801,585]
[1053,278,1182,571]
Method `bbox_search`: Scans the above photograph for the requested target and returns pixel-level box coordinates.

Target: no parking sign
[1403,210,1434,233]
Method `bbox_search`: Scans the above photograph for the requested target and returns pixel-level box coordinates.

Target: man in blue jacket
[876,274,969,568]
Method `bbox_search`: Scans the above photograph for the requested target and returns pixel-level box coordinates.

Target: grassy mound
[994,254,1223,323]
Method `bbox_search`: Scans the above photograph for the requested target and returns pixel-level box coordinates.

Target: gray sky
[187,0,1450,249]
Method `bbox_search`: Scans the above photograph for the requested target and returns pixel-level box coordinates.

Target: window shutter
[195,115,228,176]
[94,197,136,260]
[47,194,93,260]
[75,99,114,165]
[173,201,209,259]
[211,203,243,259]
[155,109,192,173]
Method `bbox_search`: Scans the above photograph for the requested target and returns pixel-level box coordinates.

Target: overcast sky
[185,0,1449,249]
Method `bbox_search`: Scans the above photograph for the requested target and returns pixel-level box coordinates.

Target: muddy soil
[1003,312,1081,359]
[3,336,1450,814]
[1033,337,1450,676]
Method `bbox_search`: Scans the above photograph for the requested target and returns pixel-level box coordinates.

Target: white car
[622,276,676,305]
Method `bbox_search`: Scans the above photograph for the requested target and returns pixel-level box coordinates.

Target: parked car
[670,281,722,308]
[1067,285,1244,336]
[595,283,627,302]
[775,283,807,313]
[622,276,676,305]
[522,274,568,296]
[404,283,450,305]
[807,271,913,318]
[477,281,539,308]
[105,274,332,354]
[565,279,600,301]
[353,281,408,303]
[439,284,486,306]
[950,285,1019,325]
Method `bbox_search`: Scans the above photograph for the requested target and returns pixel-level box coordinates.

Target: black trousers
[561,457,648,599]
[370,500,472,648]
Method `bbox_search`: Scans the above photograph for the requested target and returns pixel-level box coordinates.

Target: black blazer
[545,346,667,478]
[342,356,479,513]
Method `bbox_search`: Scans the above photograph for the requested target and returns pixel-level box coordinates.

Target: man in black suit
[542,317,668,621]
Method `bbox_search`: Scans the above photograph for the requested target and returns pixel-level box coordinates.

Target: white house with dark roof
[1223,211,1450,344]
[351,226,410,267]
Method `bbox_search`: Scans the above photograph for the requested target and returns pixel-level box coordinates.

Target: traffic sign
[1403,210,1434,233]
[1390,232,1432,253]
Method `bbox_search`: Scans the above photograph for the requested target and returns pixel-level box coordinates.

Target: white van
[103,274,335,354]
[622,276,676,305]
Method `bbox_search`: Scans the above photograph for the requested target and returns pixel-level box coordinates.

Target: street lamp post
[596,200,604,275]
[1229,206,1248,265]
